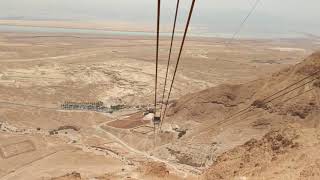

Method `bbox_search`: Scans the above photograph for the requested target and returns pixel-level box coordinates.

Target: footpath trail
[95,124,202,177]
[0,120,199,178]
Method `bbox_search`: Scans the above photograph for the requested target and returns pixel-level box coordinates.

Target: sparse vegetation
[314,80,320,88]
[252,100,269,109]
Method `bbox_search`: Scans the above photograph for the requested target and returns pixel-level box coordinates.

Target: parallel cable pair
[226,0,261,45]
[219,84,316,131]
[153,0,197,130]
[227,69,320,120]
[160,0,196,130]
[201,70,320,134]
[220,76,319,127]
[156,0,261,129]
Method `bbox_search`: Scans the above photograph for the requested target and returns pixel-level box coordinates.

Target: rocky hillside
[155,52,320,179]
[167,52,320,126]
[202,126,320,179]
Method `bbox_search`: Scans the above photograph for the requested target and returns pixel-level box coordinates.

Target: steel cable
[160,0,196,129]
[159,0,180,119]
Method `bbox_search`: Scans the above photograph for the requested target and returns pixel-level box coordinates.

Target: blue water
[0,24,156,36]
[0,24,306,39]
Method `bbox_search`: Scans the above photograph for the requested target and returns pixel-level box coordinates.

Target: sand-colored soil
[1,31,319,179]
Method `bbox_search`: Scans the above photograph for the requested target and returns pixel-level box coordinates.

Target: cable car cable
[160,0,197,129]
[159,0,181,119]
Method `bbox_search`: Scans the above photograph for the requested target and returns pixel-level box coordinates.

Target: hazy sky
[0,0,319,37]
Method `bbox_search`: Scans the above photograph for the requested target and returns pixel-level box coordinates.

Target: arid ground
[0,31,319,179]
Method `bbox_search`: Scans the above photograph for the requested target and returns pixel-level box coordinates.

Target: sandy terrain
[0,31,319,179]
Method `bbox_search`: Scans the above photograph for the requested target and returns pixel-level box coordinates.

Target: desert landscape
[0,29,320,180]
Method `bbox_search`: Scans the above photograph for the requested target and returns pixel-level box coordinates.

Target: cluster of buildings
[61,101,108,111]
[60,101,132,113]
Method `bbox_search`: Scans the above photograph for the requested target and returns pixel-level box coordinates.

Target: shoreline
[0,20,309,40]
